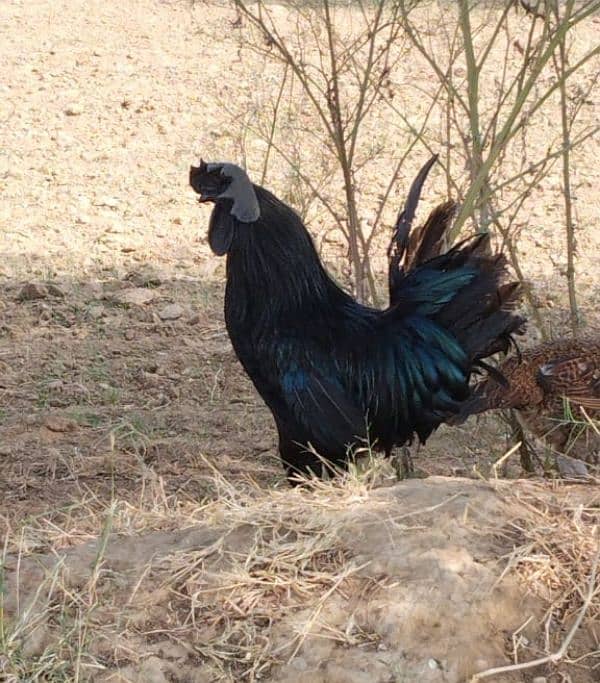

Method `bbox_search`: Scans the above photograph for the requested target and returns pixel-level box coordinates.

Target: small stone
[532,678,547,683]
[0,444,12,456]
[158,303,184,321]
[44,416,78,432]
[427,658,441,670]
[65,104,83,116]
[46,379,64,391]
[111,288,155,306]
[556,454,589,478]
[124,329,135,341]
[187,313,201,326]
[126,268,162,288]
[46,283,65,297]
[18,283,48,301]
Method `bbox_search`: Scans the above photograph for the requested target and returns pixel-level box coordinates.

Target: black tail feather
[387,157,526,423]
[388,155,439,303]
[405,200,457,270]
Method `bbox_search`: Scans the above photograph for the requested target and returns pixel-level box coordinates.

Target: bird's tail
[388,156,525,413]
[433,234,524,363]
[388,155,460,303]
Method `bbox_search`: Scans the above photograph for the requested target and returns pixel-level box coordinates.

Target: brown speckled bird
[460,334,600,466]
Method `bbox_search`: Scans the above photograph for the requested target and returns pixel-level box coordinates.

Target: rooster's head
[189,160,260,223]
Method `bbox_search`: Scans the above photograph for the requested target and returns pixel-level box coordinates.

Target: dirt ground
[1,0,600,681]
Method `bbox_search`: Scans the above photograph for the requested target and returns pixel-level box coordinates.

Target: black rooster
[189,158,524,482]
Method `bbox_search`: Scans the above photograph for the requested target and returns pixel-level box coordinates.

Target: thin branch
[260,63,289,185]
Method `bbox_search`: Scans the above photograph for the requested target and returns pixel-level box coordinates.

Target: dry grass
[1,466,599,681]
[0,469,384,681]
[472,482,600,680]
[156,469,381,680]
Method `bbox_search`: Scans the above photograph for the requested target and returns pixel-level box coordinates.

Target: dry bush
[397,0,600,334]
[217,0,599,335]
[225,0,428,303]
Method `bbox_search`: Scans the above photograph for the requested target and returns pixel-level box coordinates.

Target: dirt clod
[43,415,78,432]
[111,287,155,305]
[46,283,66,297]
[158,303,185,321]
[18,282,48,301]
[126,267,163,288]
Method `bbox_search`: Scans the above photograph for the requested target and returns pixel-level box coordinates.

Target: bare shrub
[221,0,599,330]
[226,0,436,302]
[398,0,600,333]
